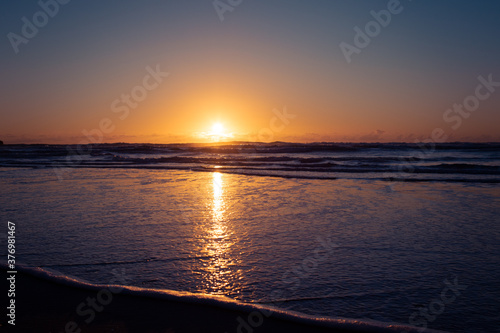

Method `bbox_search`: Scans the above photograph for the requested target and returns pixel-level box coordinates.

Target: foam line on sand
[0,264,448,332]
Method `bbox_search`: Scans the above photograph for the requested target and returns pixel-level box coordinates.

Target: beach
[1,265,448,333]
[1,143,499,332]
[3,0,500,331]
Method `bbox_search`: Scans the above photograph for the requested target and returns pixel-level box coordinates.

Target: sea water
[0,142,499,332]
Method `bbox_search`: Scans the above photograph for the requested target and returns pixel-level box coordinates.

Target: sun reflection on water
[212,172,224,223]
[200,172,240,296]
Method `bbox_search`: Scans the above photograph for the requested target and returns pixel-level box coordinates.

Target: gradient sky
[1,0,499,144]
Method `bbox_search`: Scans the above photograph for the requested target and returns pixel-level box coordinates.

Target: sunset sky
[1,0,499,144]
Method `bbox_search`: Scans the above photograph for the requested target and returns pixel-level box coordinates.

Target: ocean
[1,142,499,332]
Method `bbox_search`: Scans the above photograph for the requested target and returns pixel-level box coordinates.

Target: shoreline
[1,264,447,333]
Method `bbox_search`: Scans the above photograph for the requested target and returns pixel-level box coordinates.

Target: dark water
[1,142,499,182]
[1,142,499,332]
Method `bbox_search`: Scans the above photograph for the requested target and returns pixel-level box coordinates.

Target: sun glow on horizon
[197,122,234,142]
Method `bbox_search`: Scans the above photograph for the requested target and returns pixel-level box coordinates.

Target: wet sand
[0,265,446,333]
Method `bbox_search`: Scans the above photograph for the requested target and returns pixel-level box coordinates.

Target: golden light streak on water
[200,172,238,294]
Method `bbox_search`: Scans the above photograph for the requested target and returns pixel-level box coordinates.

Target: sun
[201,122,233,142]
[211,122,225,136]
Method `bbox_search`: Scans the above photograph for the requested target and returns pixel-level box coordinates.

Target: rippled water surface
[1,167,499,332]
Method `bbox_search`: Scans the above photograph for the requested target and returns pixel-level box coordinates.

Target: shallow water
[1,167,499,332]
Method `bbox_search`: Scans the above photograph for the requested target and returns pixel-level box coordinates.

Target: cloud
[359,130,386,142]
